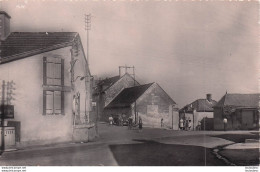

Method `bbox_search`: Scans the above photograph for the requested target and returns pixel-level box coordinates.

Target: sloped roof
[95,73,139,94]
[0,32,78,64]
[180,99,217,113]
[0,11,11,18]
[97,75,120,88]
[106,83,153,108]
[214,93,260,108]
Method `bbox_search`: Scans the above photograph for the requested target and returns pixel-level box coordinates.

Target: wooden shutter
[43,90,46,115]
[46,91,54,114]
[61,59,64,86]
[43,57,47,85]
[54,91,61,114]
[61,91,65,115]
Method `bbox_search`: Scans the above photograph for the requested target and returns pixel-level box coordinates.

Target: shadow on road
[109,139,228,166]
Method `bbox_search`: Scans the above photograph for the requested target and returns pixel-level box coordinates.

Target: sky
[1,0,259,107]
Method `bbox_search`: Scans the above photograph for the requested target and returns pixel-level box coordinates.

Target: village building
[213,93,259,131]
[105,83,179,129]
[179,94,217,130]
[93,73,139,121]
[0,11,96,149]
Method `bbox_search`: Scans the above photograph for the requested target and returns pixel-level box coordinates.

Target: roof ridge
[126,82,154,89]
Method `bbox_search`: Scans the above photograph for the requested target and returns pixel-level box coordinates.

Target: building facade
[0,11,96,148]
[179,94,217,130]
[213,93,259,131]
[93,73,139,121]
[105,83,178,129]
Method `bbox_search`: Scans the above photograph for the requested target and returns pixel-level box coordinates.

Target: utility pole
[85,14,91,64]
[118,65,135,78]
[1,80,5,154]
[85,13,98,135]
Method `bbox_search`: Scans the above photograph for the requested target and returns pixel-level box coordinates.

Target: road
[0,123,257,166]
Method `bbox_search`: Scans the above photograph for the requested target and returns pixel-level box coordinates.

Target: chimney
[0,11,11,41]
[206,94,212,102]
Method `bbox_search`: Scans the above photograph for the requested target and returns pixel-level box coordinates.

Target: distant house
[213,93,259,131]
[0,11,96,148]
[179,94,217,130]
[105,83,178,129]
[93,73,139,121]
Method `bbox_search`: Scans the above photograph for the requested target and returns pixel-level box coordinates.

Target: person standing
[183,118,186,131]
[109,115,113,126]
[223,117,227,131]
[138,116,143,132]
[180,118,184,130]
[161,118,164,128]
[197,121,201,131]
[128,116,133,130]
[188,120,192,130]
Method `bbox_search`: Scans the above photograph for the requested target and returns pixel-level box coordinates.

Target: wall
[0,46,92,146]
[72,39,92,125]
[136,83,177,128]
[0,14,10,40]
[213,108,224,130]
[214,107,258,131]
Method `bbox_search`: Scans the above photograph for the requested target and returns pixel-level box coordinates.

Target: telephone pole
[1,80,5,154]
[85,13,91,64]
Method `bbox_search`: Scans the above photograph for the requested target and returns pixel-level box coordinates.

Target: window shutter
[43,90,46,115]
[61,91,65,115]
[61,58,64,86]
[43,57,47,85]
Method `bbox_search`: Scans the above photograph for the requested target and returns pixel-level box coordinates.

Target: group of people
[128,116,143,131]
[108,115,143,131]
[179,118,192,131]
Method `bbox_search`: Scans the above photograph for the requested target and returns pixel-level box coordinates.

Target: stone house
[105,83,179,129]
[213,93,259,131]
[93,73,139,121]
[179,94,217,130]
[0,11,96,148]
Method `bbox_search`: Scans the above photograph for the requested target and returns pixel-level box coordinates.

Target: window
[43,56,65,115]
[43,90,64,115]
[43,56,64,86]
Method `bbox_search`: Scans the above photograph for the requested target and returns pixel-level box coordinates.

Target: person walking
[138,116,143,132]
[128,116,133,130]
[161,118,164,128]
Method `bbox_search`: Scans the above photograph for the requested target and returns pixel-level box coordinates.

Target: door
[0,127,15,148]
[241,110,254,130]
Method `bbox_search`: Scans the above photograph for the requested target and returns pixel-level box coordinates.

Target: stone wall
[136,83,177,129]
[0,45,95,146]
[104,74,138,107]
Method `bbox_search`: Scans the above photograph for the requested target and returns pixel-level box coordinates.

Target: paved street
[0,123,258,166]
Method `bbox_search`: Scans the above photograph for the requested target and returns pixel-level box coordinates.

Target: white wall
[0,46,90,145]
